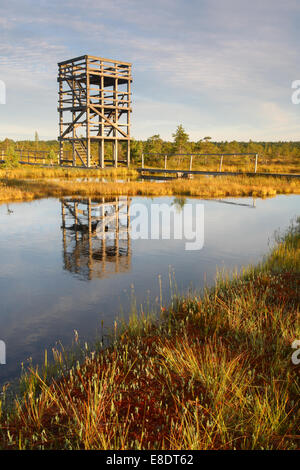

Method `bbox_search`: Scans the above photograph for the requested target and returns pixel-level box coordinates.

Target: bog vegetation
[0,173,300,204]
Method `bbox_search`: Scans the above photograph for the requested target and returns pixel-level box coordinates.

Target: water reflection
[61,197,131,280]
[170,196,257,211]
[208,198,256,208]
[0,194,299,384]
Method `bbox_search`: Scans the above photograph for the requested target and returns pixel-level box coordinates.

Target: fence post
[254,154,258,173]
[219,155,223,172]
[189,155,193,171]
[164,155,167,170]
[141,153,144,169]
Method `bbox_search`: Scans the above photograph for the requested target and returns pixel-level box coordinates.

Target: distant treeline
[1,125,300,163]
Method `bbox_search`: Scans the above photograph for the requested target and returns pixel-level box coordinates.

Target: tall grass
[0,166,138,180]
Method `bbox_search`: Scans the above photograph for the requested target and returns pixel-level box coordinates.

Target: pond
[0,194,299,384]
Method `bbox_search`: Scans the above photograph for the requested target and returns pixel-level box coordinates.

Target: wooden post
[59,75,63,165]
[86,58,91,168]
[114,76,118,168]
[219,155,223,172]
[127,140,130,168]
[254,154,258,173]
[164,155,167,170]
[99,140,104,168]
[189,155,193,171]
[114,141,118,168]
[72,78,75,166]
[127,73,131,168]
[141,153,144,169]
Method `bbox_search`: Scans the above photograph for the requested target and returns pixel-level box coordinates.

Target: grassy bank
[1,171,300,205]
[0,221,299,450]
[0,166,138,180]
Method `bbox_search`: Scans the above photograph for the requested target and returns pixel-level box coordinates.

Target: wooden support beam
[89,106,128,138]
[99,140,104,168]
[219,155,223,172]
[127,140,130,168]
[61,111,85,139]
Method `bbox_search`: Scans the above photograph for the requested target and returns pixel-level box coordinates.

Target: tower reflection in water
[61,196,131,280]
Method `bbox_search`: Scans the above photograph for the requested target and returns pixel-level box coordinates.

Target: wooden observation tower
[58,55,132,168]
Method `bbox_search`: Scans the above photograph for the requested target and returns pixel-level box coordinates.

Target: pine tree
[172,125,189,154]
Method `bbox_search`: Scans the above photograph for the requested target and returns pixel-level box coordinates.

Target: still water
[0,194,299,383]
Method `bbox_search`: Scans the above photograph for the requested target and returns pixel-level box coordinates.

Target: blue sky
[0,0,299,141]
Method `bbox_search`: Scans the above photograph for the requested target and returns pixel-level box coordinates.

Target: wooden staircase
[74,140,88,167]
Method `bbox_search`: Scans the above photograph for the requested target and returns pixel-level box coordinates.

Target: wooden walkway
[138,168,300,179]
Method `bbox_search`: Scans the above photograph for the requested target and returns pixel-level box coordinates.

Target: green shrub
[3,146,20,168]
[47,149,57,165]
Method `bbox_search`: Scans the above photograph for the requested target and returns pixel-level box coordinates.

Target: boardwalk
[138,167,300,179]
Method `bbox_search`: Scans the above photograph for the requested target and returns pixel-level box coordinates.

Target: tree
[47,149,56,165]
[4,145,20,168]
[35,131,39,149]
[172,125,189,154]
[130,139,144,163]
[196,136,217,159]
[145,134,163,154]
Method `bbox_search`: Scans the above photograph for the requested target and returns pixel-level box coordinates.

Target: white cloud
[0,0,299,140]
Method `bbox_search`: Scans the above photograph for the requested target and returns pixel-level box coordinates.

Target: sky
[0,0,299,141]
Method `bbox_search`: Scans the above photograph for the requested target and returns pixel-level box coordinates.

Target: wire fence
[0,149,67,166]
[140,152,259,173]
